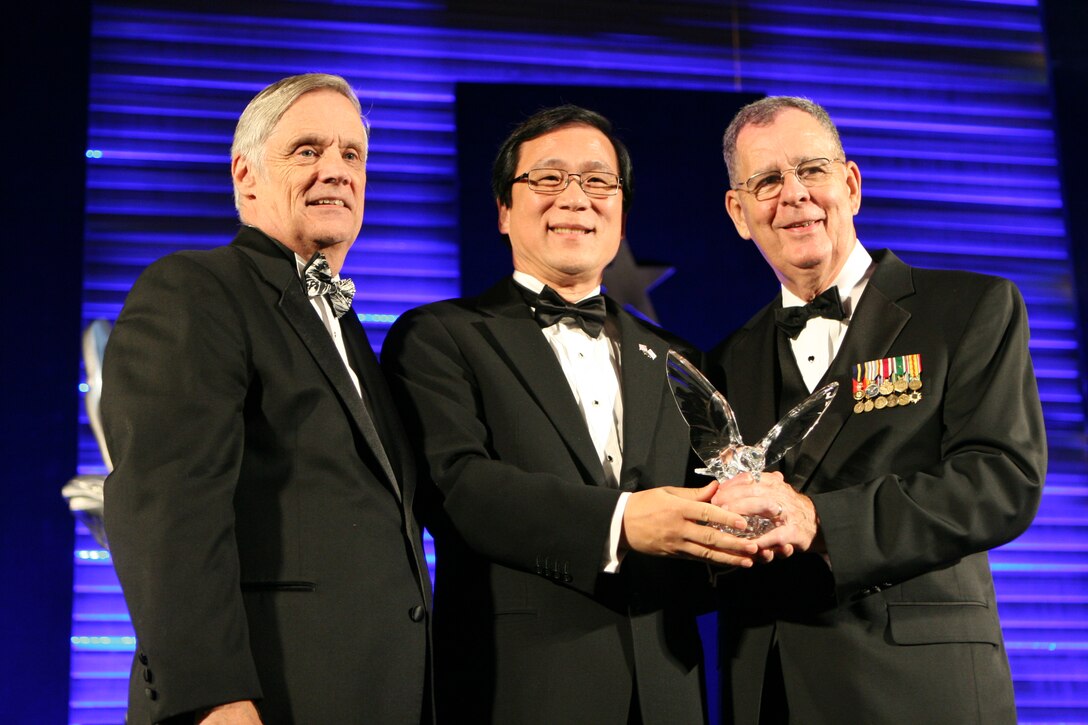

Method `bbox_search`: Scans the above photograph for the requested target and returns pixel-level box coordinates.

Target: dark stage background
[6,1,1087,723]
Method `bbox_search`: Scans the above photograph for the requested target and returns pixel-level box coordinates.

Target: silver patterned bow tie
[303,252,355,318]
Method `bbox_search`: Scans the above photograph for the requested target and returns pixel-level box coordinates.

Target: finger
[752,529,797,556]
[663,482,719,502]
[694,523,760,555]
[714,494,781,519]
[704,551,756,567]
[698,503,750,532]
[676,543,756,568]
[761,471,786,485]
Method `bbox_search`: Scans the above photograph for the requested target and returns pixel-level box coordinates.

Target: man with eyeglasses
[706,96,1046,724]
[382,104,771,723]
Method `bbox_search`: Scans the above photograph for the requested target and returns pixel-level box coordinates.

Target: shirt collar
[512,270,602,304]
[780,241,873,316]
[295,252,343,281]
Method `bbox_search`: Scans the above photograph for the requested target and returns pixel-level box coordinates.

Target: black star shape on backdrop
[603,237,675,324]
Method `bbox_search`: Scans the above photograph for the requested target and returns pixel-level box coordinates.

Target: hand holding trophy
[665,350,838,538]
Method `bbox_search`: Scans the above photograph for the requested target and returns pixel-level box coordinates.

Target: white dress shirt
[296,254,362,397]
[782,242,875,391]
[513,271,630,572]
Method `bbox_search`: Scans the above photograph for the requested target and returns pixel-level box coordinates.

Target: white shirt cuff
[602,491,632,573]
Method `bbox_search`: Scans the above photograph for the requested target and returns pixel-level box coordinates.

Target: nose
[317,153,351,185]
[556,175,590,210]
[778,169,809,204]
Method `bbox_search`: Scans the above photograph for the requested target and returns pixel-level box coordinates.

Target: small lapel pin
[639,343,657,360]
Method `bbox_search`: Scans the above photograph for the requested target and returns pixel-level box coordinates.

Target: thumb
[662,482,718,502]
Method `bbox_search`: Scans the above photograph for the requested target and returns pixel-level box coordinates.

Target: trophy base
[712,514,776,539]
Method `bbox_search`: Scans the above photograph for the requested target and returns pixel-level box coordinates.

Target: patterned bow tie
[303,252,355,319]
[533,285,607,338]
[774,286,846,339]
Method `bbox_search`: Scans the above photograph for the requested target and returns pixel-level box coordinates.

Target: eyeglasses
[511,168,622,198]
[734,158,846,201]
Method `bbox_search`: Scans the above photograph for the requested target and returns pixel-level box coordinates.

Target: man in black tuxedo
[102,74,430,724]
[382,105,767,724]
[708,96,1047,724]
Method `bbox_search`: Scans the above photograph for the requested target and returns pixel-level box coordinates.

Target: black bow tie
[531,285,607,338]
[774,287,846,339]
[303,252,355,319]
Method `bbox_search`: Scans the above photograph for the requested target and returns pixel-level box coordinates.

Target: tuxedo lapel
[789,251,914,490]
[231,228,402,500]
[341,313,412,500]
[478,280,605,485]
[724,303,782,447]
[613,305,670,490]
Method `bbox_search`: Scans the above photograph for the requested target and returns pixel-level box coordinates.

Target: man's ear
[497,198,510,234]
[232,155,257,202]
[725,190,751,240]
[845,160,862,216]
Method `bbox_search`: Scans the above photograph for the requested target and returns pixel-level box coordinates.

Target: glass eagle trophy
[665,350,839,538]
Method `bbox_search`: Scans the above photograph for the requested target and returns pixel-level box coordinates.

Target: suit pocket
[240,580,316,593]
[887,601,1000,646]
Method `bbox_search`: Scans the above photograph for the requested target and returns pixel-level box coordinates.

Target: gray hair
[722,96,844,185]
[231,73,368,209]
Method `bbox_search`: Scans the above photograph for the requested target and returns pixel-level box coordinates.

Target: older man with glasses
[706,95,1047,725]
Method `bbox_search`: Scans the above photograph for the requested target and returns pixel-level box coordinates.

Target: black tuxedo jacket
[382,278,711,725]
[708,249,1046,725]
[102,227,431,724]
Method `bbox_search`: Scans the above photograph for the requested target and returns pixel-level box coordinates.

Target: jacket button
[409,605,426,622]
[138,651,149,665]
[143,668,153,683]
[145,687,157,700]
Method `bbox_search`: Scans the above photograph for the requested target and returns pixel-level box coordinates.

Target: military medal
[864,359,880,398]
[907,353,923,391]
[893,355,909,392]
[853,354,924,413]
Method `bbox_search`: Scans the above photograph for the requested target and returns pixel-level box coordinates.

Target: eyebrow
[289,134,329,150]
[288,134,367,153]
[750,156,827,175]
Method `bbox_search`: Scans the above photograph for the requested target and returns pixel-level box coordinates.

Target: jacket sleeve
[381,306,623,595]
[814,277,1046,601]
[102,253,262,721]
